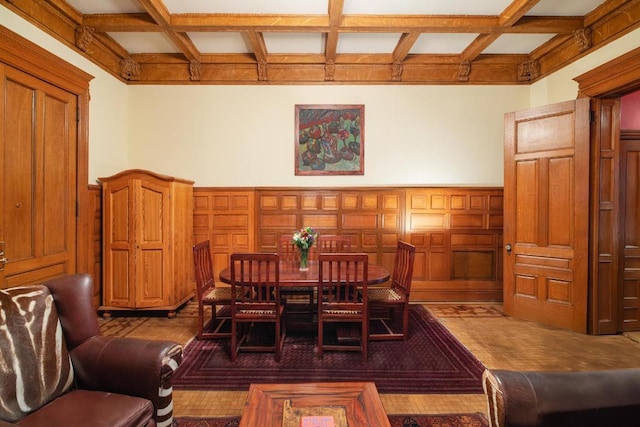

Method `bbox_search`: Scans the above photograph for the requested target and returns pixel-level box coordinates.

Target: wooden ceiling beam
[2,0,638,85]
[86,14,582,35]
[325,0,344,61]
[500,0,541,27]
[392,32,421,63]
[138,0,200,62]
[247,31,268,62]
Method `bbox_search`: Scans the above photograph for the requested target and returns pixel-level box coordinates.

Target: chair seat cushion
[368,288,404,302]
[16,390,154,427]
[203,287,232,303]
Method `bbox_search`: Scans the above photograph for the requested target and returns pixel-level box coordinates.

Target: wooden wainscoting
[93,186,503,304]
[255,188,405,276]
[192,188,256,278]
[405,188,503,301]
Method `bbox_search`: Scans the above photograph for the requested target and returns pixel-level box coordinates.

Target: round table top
[218,260,390,286]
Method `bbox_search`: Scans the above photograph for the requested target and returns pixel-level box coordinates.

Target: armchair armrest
[71,335,182,422]
[483,368,640,427]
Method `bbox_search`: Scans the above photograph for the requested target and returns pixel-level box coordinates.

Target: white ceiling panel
[65,0,144,14]
[188,32,252,54]
[163,0,328,14]
[108,32,180,54]
[343,0,513,15]
[410,34,480,55]
[263,33,325,54]
[483,34,557,55]
[527,0,606,16]
[337,33,401,54]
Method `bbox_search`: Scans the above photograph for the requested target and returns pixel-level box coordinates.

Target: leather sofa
[483,368,640,427]
[0,274,183,427]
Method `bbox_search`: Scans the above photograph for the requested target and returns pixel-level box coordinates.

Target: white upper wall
[127,84,526,187]
[2,5,639,187]
[530,29,640,106]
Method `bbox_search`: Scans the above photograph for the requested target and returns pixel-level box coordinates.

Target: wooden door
[503,99,590,333]
[619,131,640,331]
[0,64,77,289]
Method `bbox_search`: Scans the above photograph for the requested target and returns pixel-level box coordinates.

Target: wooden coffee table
[239,382,390,427]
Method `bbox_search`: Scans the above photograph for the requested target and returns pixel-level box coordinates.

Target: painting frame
[295,104,364,176]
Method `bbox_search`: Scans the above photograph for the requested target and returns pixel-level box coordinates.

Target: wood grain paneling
[255,189,406,277]
[92,186,502,303]
[193,188,255,277]
[406,188,504,301]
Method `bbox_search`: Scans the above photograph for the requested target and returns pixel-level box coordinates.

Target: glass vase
[299,248,309,271]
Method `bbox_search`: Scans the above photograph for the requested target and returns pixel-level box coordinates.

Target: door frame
[575,47,640,334]
[0,26,93,278]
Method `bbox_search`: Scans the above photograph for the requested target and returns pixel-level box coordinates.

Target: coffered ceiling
[3,0,640,84]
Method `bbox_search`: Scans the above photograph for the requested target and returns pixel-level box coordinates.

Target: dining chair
[368,240,416,341]
[230,252,286,362]
[317,253,369,361]
[193,240,233,340]
[318,234,352,253]
[278,235,315,318]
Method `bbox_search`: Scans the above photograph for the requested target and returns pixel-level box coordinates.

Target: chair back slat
[319,253,368,305]
[392,240,416,294]
[318,235,352,254]
[231,253,280,304]
[278,235,317,262]
[193,240,215,296]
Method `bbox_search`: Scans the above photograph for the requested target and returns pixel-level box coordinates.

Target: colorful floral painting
[295,104,364,175]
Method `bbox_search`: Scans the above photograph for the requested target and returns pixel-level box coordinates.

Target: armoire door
[134,178,171,308]
[503,99,590,333]
[0,64,77,288]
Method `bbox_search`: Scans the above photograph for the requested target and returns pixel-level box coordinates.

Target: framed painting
[295,104,364,176]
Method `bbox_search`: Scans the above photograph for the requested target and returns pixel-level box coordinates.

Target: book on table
[300,416,335,427]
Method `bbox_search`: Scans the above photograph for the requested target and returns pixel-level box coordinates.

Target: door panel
[0,65,77,288]
[504,99,590,333]
[619,132,640,331]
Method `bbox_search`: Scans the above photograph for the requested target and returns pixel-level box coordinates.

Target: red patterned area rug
[173,306,485,394]
[176,413,488,427]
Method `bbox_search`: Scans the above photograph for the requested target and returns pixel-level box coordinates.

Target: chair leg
[362,317,368,362]
[402,303,409,340]
[317,319,323,359]
[275,318,281,362]
[231,318,237,362]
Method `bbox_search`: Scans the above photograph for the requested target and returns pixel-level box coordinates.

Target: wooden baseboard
[411,280,503,302]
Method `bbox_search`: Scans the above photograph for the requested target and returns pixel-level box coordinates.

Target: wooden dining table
[218,260,390,287]
[219,259,390,331]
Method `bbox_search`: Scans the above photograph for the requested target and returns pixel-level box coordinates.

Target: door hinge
[76,201,79,218]
[589,109,595,123]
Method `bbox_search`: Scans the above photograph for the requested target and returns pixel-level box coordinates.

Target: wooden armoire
[99,169,194,317]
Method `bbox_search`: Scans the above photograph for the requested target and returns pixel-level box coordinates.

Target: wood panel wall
[405,188,503,301]
[91,185,503,304]
[192,188,256,277]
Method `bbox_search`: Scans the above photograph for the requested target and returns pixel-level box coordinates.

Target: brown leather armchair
[483,368,640,427]
[0,274,183,427]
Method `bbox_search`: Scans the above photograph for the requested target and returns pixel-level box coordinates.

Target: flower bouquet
[292,226,317,270]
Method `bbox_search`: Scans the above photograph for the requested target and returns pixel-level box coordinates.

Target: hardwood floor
[98,302,640,418]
